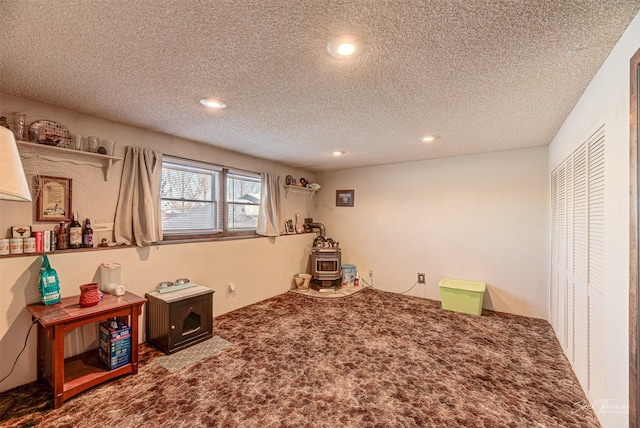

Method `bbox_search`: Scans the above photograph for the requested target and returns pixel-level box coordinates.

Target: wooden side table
[26,291,146,408]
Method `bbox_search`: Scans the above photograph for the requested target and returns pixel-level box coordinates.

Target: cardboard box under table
[438,278,486,315]
[99,320,131,370]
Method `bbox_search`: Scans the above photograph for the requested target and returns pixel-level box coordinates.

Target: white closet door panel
[574,279,589,389]
[587,126,605,295]
[588,290,605,401]
[566,274,574,359]
[557,270,566,346]
[550,263,559,332]
[548,123,605,401]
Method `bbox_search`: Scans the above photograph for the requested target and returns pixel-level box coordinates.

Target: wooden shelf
[284,185,318,200]
[17,141,123,181]
[63,349,132,396]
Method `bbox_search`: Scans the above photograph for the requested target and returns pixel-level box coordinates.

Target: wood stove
[312,248,342,283]
[309,227,342,288]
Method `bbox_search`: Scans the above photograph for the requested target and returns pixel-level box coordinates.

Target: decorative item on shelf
[11,225,31,238]
[72,134,83,150]
[0,239,9,255]
[28,119,72,147]
[23,237,36,253]
[68,213,82,249]
[86,136,99,153]
[299,178,307,187]
[285,175,295,186]
[295,213,304,233]
[100,139,115,155]
[9,237,23,254]
[79,283,101,307]
[56,221,69,250]
[82,218,93,248]
[12,112,26,141]
[285,219,295,234]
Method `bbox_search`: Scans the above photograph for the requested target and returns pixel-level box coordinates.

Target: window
[161,156,261,237]
[227,172,261,231]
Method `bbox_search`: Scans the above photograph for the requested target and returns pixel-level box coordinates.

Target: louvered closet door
[550,169,559,332]
[557,163,567,347]
[572,143,589,388]
[587,126,605,402]
[549,124,605,400]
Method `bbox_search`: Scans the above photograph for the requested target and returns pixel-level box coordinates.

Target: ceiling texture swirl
[1,0,639,171]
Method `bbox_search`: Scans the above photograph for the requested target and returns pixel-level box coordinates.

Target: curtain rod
[161,152,261,176]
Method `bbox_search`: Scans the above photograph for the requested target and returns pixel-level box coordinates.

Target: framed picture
[37,176,72,222]
[336,189,355,207]
[285,219,295,234]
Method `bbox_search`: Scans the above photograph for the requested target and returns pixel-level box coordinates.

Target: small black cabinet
[145,285,214,354]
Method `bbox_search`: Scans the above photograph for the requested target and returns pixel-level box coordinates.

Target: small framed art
[285,219,295,234]
[336,189,354,207]
[37,176,72,222]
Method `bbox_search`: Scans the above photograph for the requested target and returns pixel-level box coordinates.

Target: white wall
[547,12,640,428]
[0,94,317,392]
[316,146,549,319]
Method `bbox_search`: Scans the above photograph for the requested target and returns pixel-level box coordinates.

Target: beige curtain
[114,147,163,247]
[256,172,281,237]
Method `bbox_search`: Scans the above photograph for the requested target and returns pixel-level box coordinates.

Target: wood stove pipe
[305,222,326,237]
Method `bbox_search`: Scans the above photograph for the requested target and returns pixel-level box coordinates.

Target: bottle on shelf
[56,221,68,250]
[295,213,304,233]
[68,213,82,249]
[83,218,94,248]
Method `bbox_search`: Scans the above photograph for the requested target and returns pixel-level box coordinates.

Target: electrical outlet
[369,269,374,277]
[417,273,426,284]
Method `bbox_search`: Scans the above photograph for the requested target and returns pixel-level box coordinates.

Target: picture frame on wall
[336,189,355,207]
[36,176,72,222]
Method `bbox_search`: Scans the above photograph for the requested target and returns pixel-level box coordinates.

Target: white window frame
[160,156,261,238]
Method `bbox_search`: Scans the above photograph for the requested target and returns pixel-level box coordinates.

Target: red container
[79,283,100,307]
[33,231,43,253]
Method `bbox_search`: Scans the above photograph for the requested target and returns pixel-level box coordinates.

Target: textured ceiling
[1,1,639,172]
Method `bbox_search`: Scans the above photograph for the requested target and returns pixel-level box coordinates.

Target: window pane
[161,163,213,201]
[162,201,219,232]
[161,159,221,233]
[227,173,261,230]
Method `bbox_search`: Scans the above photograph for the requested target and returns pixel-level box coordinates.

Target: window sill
[157,231,314,246]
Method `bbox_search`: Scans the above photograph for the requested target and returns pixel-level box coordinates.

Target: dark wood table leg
[36,322,45,381]
[52,324,64,409]
[130,306,141,374]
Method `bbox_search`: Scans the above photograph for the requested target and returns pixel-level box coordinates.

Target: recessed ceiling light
[327,34,360,59]
[199,97,227,109]
[332,150,345,156]
[420,135,438,143]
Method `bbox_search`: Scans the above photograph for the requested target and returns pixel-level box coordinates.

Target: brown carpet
[0,288,599,427]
